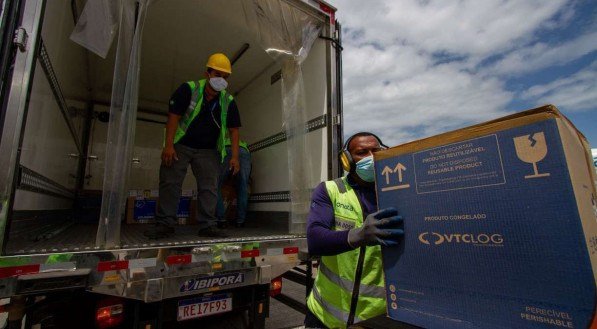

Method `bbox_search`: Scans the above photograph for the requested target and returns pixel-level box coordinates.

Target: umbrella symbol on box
[513,132,551,179]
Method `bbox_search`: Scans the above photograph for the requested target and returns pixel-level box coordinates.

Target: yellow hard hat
[206,53,232,74]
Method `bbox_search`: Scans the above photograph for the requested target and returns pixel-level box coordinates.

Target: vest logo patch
[335,201,355,212]
[180,273,244,292]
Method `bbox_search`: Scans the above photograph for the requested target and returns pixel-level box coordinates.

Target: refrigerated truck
[0,0,343,327]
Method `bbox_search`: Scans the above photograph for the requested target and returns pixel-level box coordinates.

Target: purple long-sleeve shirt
[307,175,378,256]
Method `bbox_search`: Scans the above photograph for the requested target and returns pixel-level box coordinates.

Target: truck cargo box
[0,0,342,256]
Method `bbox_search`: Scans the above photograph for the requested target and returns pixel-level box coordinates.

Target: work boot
[143,222,175,239]
[197,226,228,238]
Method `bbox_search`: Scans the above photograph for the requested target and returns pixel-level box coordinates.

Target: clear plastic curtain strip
[70,0,119,59]
[242,0,323,233]
[94,0,156,248]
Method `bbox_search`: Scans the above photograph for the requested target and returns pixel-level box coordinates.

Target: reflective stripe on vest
[173,79,233,161]
[318,261,385,299]
[311,285,363,325]
[306,176,386,329]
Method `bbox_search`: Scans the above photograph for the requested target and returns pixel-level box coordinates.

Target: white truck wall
[13,0,88,210]
[82,0,332,218]
[87,105,196,191]
[239,38,329,212]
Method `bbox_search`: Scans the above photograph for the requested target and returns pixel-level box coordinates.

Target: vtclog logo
[418,232,504,246]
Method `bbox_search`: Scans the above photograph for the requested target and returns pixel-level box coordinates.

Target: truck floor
[4,222,298,255]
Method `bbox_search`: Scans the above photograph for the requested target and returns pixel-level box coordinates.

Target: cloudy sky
[328,0,596,149]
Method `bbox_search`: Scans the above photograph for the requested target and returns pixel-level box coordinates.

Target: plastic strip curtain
[95,0,156,248]
[242,0,323,233]
[69,0,119,59]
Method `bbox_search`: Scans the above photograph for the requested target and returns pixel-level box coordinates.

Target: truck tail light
[270,276,283,297]
[95,297,124,328]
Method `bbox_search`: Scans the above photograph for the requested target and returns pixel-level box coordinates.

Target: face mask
[355,155,375,182]
[209,77,228,92]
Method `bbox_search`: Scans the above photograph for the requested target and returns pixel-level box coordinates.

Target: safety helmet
[206,53,232,74]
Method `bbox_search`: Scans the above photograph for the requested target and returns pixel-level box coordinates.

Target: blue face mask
[355,155,375,182]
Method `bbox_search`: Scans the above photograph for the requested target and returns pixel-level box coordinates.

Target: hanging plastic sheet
[69,0,119,59]
[95,0,156,248]
[242,0,323,233]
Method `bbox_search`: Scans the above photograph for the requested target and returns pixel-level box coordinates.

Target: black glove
[347,207,404,248]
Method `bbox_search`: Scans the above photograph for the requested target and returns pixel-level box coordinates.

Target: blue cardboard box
[126,196,196,224]
[177,197,191,218]
[132,198,157,223]
[374,105,597,328]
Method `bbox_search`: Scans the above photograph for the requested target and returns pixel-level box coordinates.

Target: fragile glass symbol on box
[513,132,551,179]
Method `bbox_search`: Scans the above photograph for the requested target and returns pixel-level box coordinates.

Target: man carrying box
[305,132,405,329]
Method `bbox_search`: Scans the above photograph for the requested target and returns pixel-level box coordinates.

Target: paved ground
[266,278,307,329]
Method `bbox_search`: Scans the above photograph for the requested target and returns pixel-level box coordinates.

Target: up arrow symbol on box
[394,163,407,183]
[382,166,394,184]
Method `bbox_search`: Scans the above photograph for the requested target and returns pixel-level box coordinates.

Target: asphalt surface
[266,277,307,329]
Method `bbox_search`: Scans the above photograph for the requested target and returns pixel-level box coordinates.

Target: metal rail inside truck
[0,0,343,327]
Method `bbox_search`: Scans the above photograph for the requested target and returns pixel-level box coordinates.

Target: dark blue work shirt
[169,83,241,149]
[307,175,378,256]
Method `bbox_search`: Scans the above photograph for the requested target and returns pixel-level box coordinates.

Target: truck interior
[3,0,338,255]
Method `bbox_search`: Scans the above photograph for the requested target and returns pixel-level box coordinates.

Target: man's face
[207,69,230,80]
[348,135,382,164]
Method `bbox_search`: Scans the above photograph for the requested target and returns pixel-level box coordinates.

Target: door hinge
[13,27,28,52]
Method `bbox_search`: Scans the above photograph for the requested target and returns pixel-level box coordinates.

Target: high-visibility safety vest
[306,177,386,329]
[173,79,233,161]
[223,136,249,152]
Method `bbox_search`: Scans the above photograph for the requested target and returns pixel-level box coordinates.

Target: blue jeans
[217,147,251,224]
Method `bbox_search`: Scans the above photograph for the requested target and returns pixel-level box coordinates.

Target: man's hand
[229,156,240,175]
[348,207,404,248]
[161,145,178,167]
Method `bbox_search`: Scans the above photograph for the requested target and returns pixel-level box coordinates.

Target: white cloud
[487,31,597,76]
[342,44,513,146]
[329,0,596,146]
[337,0,568,57]
[521,61,597,111]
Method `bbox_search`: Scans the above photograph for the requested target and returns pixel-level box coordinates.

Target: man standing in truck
[305,132,404,329]
[216,139,251,228]
[145,53,241,239]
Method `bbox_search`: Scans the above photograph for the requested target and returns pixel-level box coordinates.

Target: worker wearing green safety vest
[305,132,404,329]
[145,53,242,239]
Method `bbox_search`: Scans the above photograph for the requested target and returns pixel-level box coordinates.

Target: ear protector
[340,132,388,172]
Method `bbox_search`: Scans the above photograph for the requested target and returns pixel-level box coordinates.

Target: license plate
[177,294,232,321]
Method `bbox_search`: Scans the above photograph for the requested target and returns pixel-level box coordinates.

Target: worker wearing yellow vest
[145,53,241,239]
[305,132,404,328]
